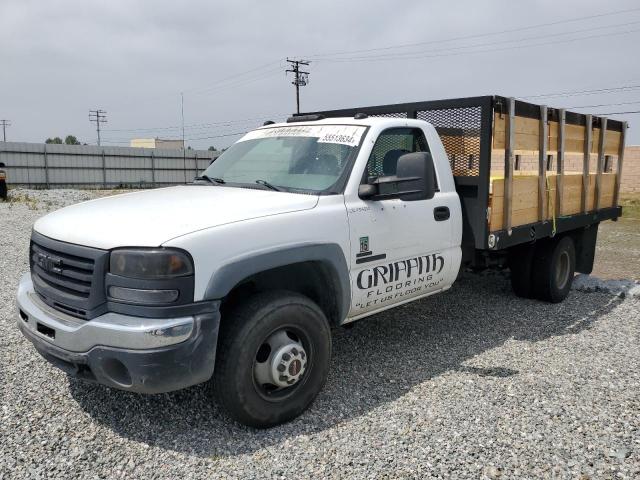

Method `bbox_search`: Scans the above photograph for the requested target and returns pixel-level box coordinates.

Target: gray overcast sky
[1,0,640,149]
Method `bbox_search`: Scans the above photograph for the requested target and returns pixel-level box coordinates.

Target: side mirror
[358,183,377,199]
[395,152,436,201]
[358,152,436,201]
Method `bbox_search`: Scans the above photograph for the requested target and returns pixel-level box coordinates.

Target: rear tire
[508,244,536,298]
[214,290,331,428]
[532,236,576,303]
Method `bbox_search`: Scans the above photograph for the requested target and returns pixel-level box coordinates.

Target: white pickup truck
[16,96,625,427]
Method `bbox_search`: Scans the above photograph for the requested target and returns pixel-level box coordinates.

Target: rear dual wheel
[214,291,331,428]
[509,236,576,303]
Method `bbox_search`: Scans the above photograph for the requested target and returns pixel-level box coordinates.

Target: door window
[365,128,429,179]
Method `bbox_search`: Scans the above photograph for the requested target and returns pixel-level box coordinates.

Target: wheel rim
[252,326,311,401]
[555,251,571,290]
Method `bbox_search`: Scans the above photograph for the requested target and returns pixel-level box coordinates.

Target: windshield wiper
[255,179,281,191]
[194,175,225,184]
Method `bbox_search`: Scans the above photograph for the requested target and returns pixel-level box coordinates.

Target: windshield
[200,124,367,193]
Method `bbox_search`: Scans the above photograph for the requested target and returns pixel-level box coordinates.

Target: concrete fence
[0,141,220,188]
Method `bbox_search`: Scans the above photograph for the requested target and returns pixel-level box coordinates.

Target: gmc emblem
[36,252,63,274]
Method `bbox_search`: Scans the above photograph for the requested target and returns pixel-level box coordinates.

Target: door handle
[434,206,450,221]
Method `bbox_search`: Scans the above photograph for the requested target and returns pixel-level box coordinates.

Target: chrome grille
[31,242,94,298]
[29,232,107,319]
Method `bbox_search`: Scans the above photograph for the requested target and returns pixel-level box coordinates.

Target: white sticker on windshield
[239,125,366,147]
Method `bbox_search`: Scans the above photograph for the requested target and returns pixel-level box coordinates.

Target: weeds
[7,191,39,210]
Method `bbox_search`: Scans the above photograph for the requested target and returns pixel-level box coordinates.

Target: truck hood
[33,186,319,249]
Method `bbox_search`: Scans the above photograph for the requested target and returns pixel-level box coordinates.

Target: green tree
[207,146,217,151]
[64,135,80,145]
[45,137,63,144]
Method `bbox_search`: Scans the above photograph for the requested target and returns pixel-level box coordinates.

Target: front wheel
[213,290,331,428]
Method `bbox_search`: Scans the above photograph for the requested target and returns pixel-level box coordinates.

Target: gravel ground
[1,189,639,479]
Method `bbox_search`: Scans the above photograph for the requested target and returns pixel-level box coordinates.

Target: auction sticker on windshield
[239,125,366,147]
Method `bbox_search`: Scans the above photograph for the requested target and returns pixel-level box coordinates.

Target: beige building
[130,138,184,150]
[621,146,640,194]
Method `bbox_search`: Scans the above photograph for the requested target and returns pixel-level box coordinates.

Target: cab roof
[259,116,428,130]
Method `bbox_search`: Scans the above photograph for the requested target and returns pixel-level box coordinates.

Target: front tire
[532,236,576,303]
[214,290,331,428]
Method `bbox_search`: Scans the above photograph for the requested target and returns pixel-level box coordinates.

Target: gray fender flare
[203,243,351,323]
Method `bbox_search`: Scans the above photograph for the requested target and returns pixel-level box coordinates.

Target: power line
[286,59,310,114]
[104,7,640,115]
[88,110,107,146]
[188,66,284,98]
[102,130,249,144]
[184,60,283,95]
[315,19,640,63]
[185,130,250,141]
[0,120,11,142]
[100,117,266,142]
[102,113,287,133]
[314,25,640,64]
[100,116,276,143]
[95,9,640,142]
[306,6,640,59]
[594,110,640,115]
[567,100,640,109]
[522,83,640,100]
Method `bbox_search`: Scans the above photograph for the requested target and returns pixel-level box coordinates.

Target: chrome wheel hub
[270,343,307,387]
[254,329,308,390]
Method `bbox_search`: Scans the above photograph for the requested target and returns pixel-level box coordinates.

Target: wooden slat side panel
[493,113,621,154]
[489,173,617,231]
[591,128,621,155]
[494,114,540,152]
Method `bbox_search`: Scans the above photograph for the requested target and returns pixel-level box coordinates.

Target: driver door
[345,127,457,318]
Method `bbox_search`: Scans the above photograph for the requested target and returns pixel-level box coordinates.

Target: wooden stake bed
[489,172,616,231]
[303,95,627,253]
[490,97,626,236]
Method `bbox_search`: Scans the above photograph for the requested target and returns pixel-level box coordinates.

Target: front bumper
[17,273,220,393]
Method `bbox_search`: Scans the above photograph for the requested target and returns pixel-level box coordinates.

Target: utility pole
[0,119,10,142]
[89,109,107,146]
[181,92,186,151]
[286,58,310,114]
[181,92,187,183]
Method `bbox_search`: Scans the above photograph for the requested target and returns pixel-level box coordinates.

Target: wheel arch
[203,243,351,325]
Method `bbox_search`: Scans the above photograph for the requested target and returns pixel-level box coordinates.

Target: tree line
[45,135,84,145]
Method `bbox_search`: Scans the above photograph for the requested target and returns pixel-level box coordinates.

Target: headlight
[109,249,193,279]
